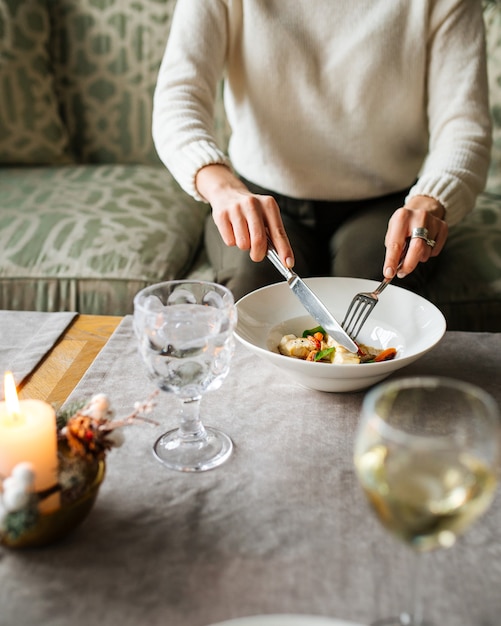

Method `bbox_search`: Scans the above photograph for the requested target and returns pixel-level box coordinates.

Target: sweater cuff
[174,141,231,202]
[406,173,475,226]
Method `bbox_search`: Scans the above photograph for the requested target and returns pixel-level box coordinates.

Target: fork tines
[341,294,377,340]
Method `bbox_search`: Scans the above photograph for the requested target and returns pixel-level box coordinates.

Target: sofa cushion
[0,0,72,164]
[484,0,501,195]
[0,164,208,314]
[50,0,175,165]
[424,192,501,330]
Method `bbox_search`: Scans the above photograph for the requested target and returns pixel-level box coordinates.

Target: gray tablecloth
[0,310,77,393]
[1,318,501,626]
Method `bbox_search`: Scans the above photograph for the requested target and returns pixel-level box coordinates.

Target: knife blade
[266,239,358,353]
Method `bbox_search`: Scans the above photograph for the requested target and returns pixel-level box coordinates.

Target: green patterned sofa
[0,0,501,332]
[0,0,211,315]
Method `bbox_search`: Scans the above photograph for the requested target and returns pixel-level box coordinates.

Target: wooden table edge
[18,314,123,408]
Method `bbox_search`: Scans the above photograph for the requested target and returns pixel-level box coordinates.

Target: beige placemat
[0,310,77,394]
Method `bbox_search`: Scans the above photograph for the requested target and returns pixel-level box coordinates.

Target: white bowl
[235,277,446,392]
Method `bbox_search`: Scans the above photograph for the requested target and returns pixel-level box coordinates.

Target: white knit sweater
[152,0,492,225]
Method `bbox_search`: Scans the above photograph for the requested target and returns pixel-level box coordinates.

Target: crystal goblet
[354,376,500,625]
[133,280,237,472]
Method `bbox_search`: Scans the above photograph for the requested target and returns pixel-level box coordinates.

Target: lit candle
[0,372,59,513]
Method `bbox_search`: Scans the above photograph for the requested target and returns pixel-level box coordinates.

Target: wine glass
[133,280,237,472]
[354,376,500,626]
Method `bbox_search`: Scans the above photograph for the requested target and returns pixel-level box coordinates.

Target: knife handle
[266,237,295,281]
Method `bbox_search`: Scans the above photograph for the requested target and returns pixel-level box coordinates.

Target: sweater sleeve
[406,0,492,226]
[152,0,230,201]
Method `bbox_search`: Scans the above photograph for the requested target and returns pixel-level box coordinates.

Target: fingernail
[286,257,294,268]
[384,267,393,279]
[397,271,406,279]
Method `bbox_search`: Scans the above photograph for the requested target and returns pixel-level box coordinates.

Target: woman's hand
[195,164,295,268]
[383,195,448,280]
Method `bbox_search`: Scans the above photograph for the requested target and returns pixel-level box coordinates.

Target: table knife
[266,239,358,353]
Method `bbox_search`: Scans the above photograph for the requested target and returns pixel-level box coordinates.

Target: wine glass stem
[410,553,424,625]
[399,553,424,626]
[178,397,207,441]
[375,554,426,626]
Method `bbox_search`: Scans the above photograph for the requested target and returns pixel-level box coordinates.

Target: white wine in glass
[354,376,500,626]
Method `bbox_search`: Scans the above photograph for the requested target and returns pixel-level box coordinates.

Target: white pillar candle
[0,373,59,513]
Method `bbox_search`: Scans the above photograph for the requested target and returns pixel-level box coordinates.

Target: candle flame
[4,371,21,416]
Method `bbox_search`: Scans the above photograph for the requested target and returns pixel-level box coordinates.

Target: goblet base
[153,426,233,472]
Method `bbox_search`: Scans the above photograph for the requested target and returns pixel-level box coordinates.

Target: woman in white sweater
[153,0,491,300]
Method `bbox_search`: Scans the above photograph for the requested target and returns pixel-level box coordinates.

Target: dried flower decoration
[55,391,159,505]
[58,391,159,462]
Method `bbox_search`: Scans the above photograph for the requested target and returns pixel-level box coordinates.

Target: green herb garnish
[302,326,326,338]
[314,347,336,361]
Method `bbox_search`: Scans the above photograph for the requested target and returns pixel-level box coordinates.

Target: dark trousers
[205,177,436,302]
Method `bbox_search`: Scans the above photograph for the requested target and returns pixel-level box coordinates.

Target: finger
[383,241,405,279]
[212,210,237,247]
[253,196,294,266]
[267,225,294,268]
[212,203,252,250]
[239,196,271,262]
[429,221,448,256]
[408,221,448,261]
[397,233,440,277]
[232,212,253,251]
[407,236,433,266]
[384,210,409,278]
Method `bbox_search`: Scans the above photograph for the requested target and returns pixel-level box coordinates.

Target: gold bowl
[0,460,105,549]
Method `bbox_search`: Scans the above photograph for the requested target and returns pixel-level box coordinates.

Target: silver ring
[411,227,436,248]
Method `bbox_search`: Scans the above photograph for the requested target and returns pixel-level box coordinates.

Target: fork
[341,241,409,340]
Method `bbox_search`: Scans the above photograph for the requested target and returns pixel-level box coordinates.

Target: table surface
[2,318,501,626]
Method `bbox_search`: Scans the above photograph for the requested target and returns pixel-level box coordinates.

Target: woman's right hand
[195,164,295,268]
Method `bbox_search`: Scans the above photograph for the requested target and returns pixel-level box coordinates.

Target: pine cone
[59,414,113,461]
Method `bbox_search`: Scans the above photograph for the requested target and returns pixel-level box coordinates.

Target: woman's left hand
[383,195,448,280]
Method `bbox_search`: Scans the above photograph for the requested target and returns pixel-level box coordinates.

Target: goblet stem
[153,393,233,472]
[177,396,207,442]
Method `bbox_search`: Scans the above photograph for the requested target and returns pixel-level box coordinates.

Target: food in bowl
[277,325,397,364]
